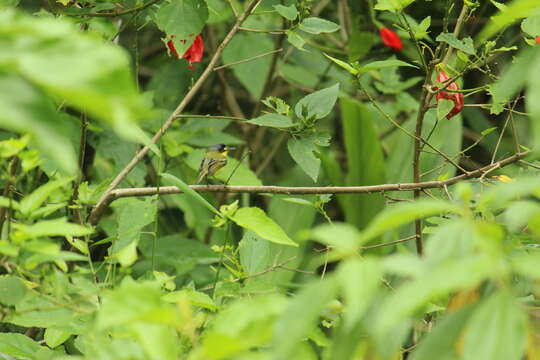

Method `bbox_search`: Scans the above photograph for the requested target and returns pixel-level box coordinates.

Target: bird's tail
[195,170,206,184]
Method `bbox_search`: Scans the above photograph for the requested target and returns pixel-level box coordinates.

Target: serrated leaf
[436,33,476,55]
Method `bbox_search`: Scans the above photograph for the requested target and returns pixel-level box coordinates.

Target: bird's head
[209,144,235,155]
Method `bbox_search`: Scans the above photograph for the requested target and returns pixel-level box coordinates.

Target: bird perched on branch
[195,144,235,184]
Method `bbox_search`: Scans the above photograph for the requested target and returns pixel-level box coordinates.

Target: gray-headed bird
[195,144,235,184]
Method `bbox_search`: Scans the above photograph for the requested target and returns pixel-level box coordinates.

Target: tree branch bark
[87,152,528,225]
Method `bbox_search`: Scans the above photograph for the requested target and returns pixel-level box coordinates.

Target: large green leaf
[299,17,340,34]
[222,32,274,99]
[273,278,339,358]
[462,291,527,360]
[294,83,339,120]
[0,275,27,306]
[0,333,54,360]
[340,98,386,229]
[155,0,209,55]
[230,207,298,247]
[0,73,77,175]
[411,306,475,360]
[19,178,72,217]
[478,0,540,41]
[375,255,494,335]
[0,9,151,147]
[361,200,463,243]
[287,136,321,182]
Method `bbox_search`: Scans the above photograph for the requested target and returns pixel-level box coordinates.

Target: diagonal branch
[89,0,262,224]
[87,152,528,225]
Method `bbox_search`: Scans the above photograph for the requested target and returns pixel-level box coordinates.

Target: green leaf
[19,177,72,217]
[338,258,381,329]
[411,306,475,360]
[462,291,527,360]
[161,172,220,216]
[311,223,361,254]
[0,276,27,305]
[230,207,298,247]
[286,30,306,51]
[478,0,540,41]
[340,98,386,228]
[0,333,53,360]
[287,137,321,182]
[131,323,179,360]
[0,73,78,175]
[374,0,415,11]
[274,278,339,359]
[358,59,417,72]
[375,255,494,335]
[274,4,298,20]
[294,83,340,120]
[522,14,540,36]
[247,113,294,128]
[299,17,340,34]
[488,47,538,114]
[436,33,476,55]
[44,328,71,348]
[437,98,455,120]
[0,10,152,147]
[155,0,208,54]
[222,33,274,98]
[510,251,540,279]
[13,217,93,240]
[361,200,463,243]
[324,53,358,75]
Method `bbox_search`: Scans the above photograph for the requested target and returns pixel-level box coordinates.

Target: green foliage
[1,1,540,360]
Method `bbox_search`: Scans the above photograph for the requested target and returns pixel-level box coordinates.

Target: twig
[519,160,540,170]
[361,235,418,249]
[213,49,283,71]
[84,0,161,17]
[441,4,469,64]
[89,0,262,225]
[87,152,528,223]
[174,114,246,122]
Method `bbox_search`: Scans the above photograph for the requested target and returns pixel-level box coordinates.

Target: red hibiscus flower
[435,71,464,119]
[536,36,540,44]
[379,27,403,51]
[166,34,204,69]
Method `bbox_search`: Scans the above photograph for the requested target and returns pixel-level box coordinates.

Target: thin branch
[84,0,161,17]
[89,0,262,225]
[87,152,528,223]
[361,235,418,249]
[174,114,246,122]
[213,49,283,71]
[441,4,469,64]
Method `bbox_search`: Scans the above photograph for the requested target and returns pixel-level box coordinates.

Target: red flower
[379,27,403,51]
[435,71,464,119]
[536,36,540,44]
[166,34,204,69]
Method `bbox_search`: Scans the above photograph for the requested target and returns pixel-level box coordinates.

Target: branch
[89,0,262,224]
[87,152,528,225]
[84,0,161,17]
[213,48,282,71]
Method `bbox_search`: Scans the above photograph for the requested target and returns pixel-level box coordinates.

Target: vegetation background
[1,0,540,359]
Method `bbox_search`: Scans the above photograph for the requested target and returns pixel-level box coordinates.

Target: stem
[88,151,528,218]
[84,0,161,17]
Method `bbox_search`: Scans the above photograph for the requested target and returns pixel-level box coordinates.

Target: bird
[195,144,235,184]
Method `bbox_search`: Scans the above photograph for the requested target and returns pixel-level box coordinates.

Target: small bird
[195,144,235,184]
